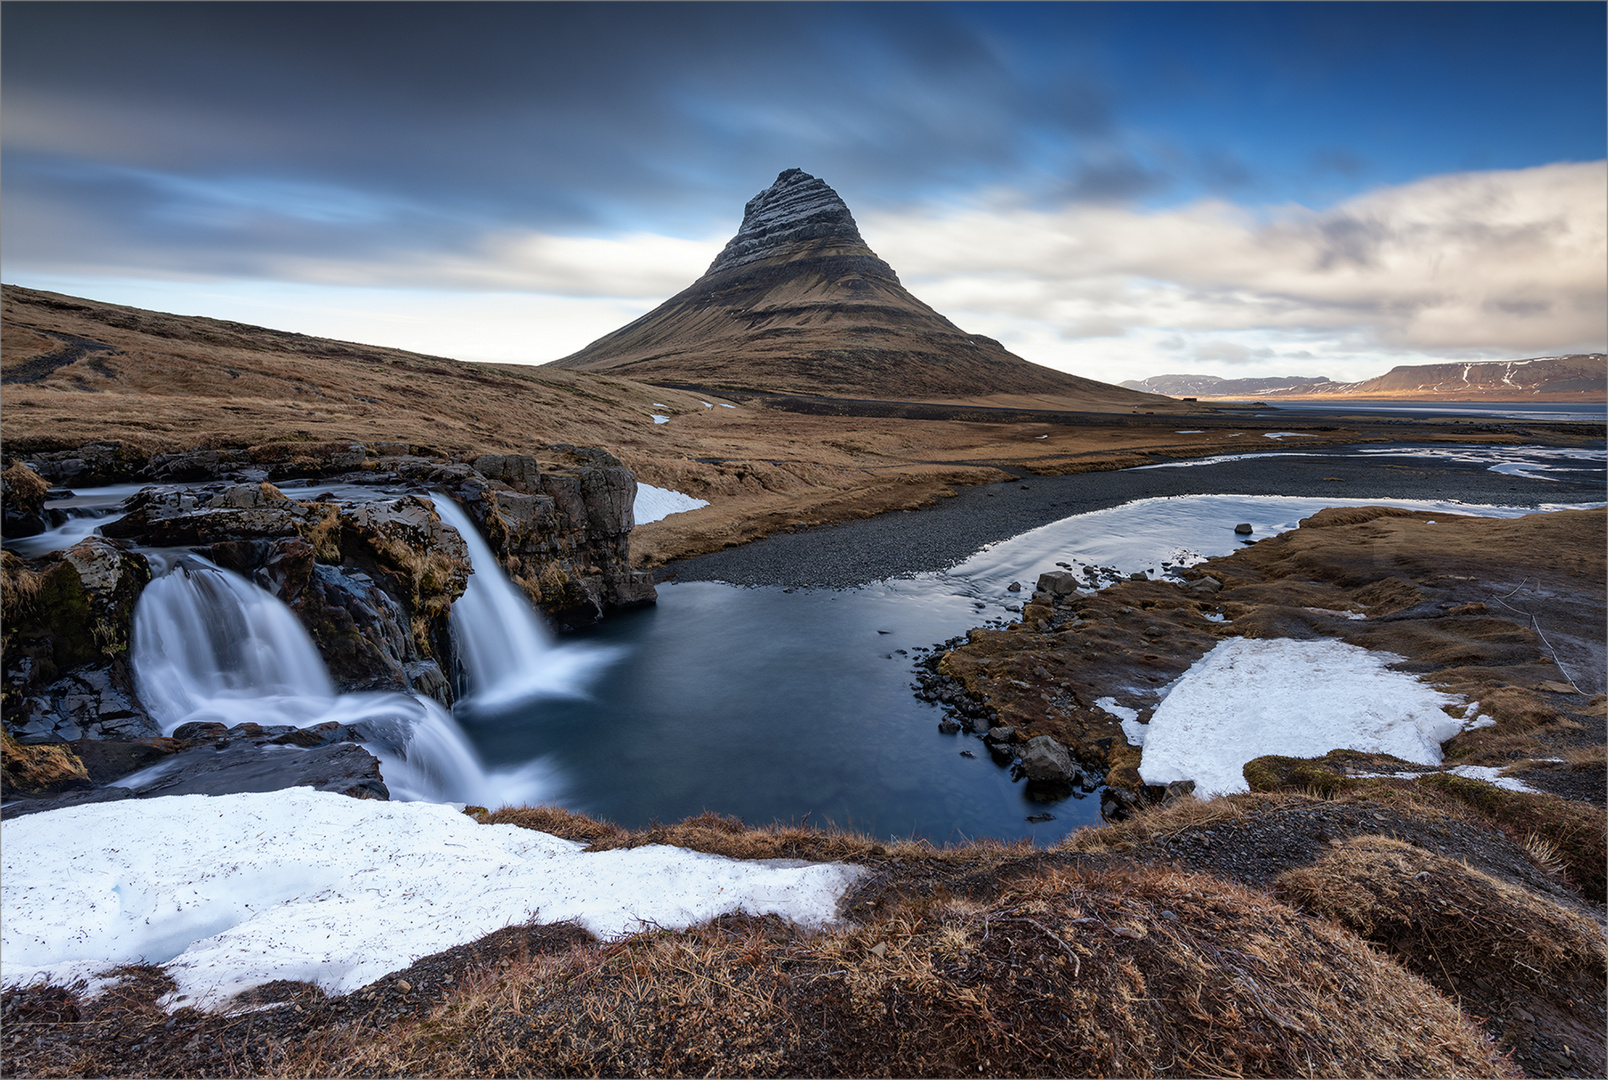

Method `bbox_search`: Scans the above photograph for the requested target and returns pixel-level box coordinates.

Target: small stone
[1006,581,1021,592]
[1234,523,1253,535]
[937,718,961,735]
[1025,813,1055,823]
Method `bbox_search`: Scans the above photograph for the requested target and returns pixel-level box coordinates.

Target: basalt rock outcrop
[2,441,654,756]
[2,537,157,743]
[551,168,1163,406]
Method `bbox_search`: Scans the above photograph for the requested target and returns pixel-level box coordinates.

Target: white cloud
[865,160,1607,381]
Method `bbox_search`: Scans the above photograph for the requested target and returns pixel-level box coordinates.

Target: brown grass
[1276,835,1606,1078]
[0,730,89,795]
[485,804,998,866]
[1,548,43,623]
[1277,835,1604,988]
[1412,773,1607,904]
[266,864,1506,1078]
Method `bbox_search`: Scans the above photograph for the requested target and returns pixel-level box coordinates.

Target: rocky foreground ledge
[1,439,654,806]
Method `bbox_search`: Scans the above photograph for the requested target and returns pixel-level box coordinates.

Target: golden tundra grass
[275,862,1507,1079]
[1276,835,1606,989]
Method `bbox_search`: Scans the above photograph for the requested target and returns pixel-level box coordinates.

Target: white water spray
[130,557,549,805]
[431,497,620,711]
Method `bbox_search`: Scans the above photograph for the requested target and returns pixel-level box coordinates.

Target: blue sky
[3,1,1604,383]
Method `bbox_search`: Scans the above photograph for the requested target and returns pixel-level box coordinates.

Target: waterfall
[130,557,549,805]
[430,497,620,712]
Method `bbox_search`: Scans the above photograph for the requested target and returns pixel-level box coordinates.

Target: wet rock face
[453,444,656,631]
[705,168,876,275]
[2,538,157,742]
[1,462,50,538]
[20,440,150,487]
[4,441,653,760]
[1,724,389,818]
[102,482,317,547]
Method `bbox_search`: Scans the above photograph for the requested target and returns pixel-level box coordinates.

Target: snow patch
[1446,766,1542,794]
[1094,697,1139,722]
[633,484,710,525]
[650,414,669,424]
[1,791,865,1011]
[1137,637,1466,798]
[1262,431,1314,439]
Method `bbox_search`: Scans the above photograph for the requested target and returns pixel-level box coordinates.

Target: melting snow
[650,414,670,424]
[1,790,864,1012]
[1137,637,1472,797]
[633,484,710,525]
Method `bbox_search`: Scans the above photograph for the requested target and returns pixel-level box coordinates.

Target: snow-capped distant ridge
[1119,374,1333,397]
[705,168,870,274]
[1123,354,1605,401]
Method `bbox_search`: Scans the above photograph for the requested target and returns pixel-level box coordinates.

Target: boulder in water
[1036,570,1081,598]
[1020,735,1084,785]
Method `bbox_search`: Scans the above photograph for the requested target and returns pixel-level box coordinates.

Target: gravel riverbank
[659,443,1607,588]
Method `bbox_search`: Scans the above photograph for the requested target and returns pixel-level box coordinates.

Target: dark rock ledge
[1,440,656,810]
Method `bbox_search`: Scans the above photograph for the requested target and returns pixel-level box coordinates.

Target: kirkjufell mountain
[551,169,1160,406]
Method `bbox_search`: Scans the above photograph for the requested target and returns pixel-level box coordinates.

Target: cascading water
[430,497,620,711]
[130,557,549,805]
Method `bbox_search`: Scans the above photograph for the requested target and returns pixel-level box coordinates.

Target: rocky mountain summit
[704,167,869,274]
[552,169,1160,405]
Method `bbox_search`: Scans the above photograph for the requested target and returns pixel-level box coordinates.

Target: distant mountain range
[1121,355,1605,401]
[551,169,1163,409]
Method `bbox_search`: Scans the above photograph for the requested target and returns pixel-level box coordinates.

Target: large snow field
[633,483,710,525]
[1,789,864,1012]
[1131,637,1475,797]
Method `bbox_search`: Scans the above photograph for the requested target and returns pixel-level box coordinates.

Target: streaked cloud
[866,161,1607,378]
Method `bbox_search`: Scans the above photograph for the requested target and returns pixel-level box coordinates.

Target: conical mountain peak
[551,170,1157,407]
[706,169,870,274]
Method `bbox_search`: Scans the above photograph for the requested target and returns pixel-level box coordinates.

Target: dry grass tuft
[1,729,89,795]
[1275,835,1606,1078]
[1062,790,1266,853]
[1276,835,1604,989]
[1,548,43,624]
[1412,772,1607,904]
[486,803,961,864]
[268,862,1506,1078]
[2,459,51,503]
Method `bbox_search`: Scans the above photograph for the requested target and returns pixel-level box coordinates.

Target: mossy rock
[1242,754,1359,797]
[1,730,90,795]
[2,540,152,712]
